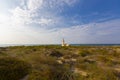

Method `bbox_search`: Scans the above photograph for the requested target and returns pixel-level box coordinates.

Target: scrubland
[0,45,120,80]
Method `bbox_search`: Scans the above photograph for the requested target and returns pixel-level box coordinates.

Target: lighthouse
[61,38,69,46]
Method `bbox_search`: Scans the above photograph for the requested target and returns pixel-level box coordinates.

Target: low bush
[49,50,63,58]
[28,64,77,80]
[50,65,76,80]
[89,69,118,80]
[28,70,49,80]
[0,57,31,80]
[79,50,91,57]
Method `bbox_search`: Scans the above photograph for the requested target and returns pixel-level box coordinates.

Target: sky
[0,0,120,44]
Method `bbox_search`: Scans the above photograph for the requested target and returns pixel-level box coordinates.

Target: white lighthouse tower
[61,38,69,46]
[62,38,65,46]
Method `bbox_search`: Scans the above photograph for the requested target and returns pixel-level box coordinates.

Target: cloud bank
[0,0,120,44]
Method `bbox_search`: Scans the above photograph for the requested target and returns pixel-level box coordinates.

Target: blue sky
[0,0,120,44]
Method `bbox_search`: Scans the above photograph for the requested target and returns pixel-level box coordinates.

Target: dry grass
[0,45,120,80]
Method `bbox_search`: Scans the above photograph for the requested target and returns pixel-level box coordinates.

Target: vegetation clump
[79,50,91,57]
[49,50,63,57]
[0,57,31,80]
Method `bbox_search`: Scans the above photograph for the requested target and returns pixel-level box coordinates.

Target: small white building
[61,38,69,46]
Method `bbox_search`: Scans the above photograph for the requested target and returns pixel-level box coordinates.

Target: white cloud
[10,7,31,25]
[63,0,78,6]
[0,0,120,44]
[58,19,120,44]
[0,14,10,24]
[10,0,69,28]
[27,0,43,10]
[0,14,120,44]
[37,18,54,25]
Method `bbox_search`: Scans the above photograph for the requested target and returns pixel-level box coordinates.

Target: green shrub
[50,65,76,80]
[28,64,77,80]
[89,69,118,80]
[28,70,49,80]
[79,50,91,57]
[49,50,63,58]
[0,57,31,80]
